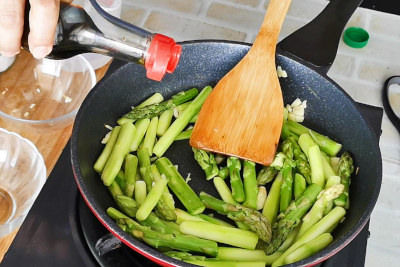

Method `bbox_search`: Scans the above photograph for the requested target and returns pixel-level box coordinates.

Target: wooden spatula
[190,0,291,166]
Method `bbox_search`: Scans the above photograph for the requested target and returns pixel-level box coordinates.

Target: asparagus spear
[263,183,322,254]
[334,152,354,209]
[164,251,206,261]
[308,144,325,187]
[197,214,235,228]
[142,116,158,156]
[294,173,306,199]
[139,212,180,234]
[216,247,268,262]
[121,89,199,121]
[200,192,272,242]
[175,208,206,224]
[108,180,124,201]
[115,195,138,217]
[157,110,174,137]
[271,207,345,266]
[280,140,295,212]
[136,93,164,108]
[130,119,151,151]
[94,126,121,173]
[107,207,129,220]
[155,157,205,215]
[243,160,258,209]
[119,217,218,256]
[114,170,126,192]
[124,154,138,198]
[287,136,311,184]
[262,171,283,224]
[102,122,136,186]
[150,165,177,221]
[296,183,344,239]
[174,129,193,141]
[227,157,245,203]
[256,166,278,186]
[285,120,342,157]
[218,166,229,180]
[153,86,212,157]
[134,180,147,205]
[320,152,336,180]
[180,220,259,250]
[284,233,333,264]
[213,176,236,204]
[136,176,168,221]
[192,148,219,180]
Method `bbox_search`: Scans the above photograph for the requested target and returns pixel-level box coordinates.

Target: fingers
[28,0,59,59]
[0,0,25,57]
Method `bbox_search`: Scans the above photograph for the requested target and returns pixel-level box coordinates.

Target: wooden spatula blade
[190,0,290,165]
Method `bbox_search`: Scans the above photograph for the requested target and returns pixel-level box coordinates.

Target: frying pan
[71,0,382,265]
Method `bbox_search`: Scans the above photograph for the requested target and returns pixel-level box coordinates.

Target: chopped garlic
[150,156,158,162]
[277,66,288,78]
[101,131,111,144]
[64,96,72,103]
[185,173,192,183]
[173,107,179,118]
[104,124,113,131]
[186,126,194,130]
[174,165,179,171]
[287,98,307,122]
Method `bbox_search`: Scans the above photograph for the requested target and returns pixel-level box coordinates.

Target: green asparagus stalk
[218,166,229,180]
[150,165,177,221]
[130,119,151,151]
[216,247,268,262]
[213,176,236,204]
[139,167,154,192]
[121,88,199,121]
[198,214,235,228]
[136,176,168,221]
[140,212,180,234]
[270,152,286,170]
[142,117,158,156]
[185,260,266,267]
[192,148,219,180]
[124,154,138,198]
[153,86,212,157]
[321,152,336,180]
[108,180,124,201]
[256,166,278,185]
[107,207,129,220]
[189,113,199,123]
[227,157,245,203]
[102,122,136,186]
[264,225,301,265]
[256,186,267,210]
[157,110,174,137]
[134,180,147,205]
[271,207,346,266]
[294,173,307,199]
[114,170,126,192]
[308,144,325,187]
[284,233,333,264]
[262,171,283,224]
[325,175,340,189]
[263,183,322,254]
[330,157,340,175]
[334,152,354,209]
[287,136,311,184]
[120,217,218,256]
[200,192,272,242]
[175,208,206,224]
[164,251,206,261]
[298,133,315,158]
[155,157,205,215]
[174,101,192,117]
[243,161,258,209]
[285,120,342,157]
[174,129,193,141]
[137,93,164,108]
[137,148,153,191]
[280,140,295,212]
[180,220,259,250]
[296,184,344,239]
[94,126,121,173]
[115,195,138,217]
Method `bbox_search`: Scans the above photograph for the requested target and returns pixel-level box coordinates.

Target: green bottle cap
[343,27,369,49]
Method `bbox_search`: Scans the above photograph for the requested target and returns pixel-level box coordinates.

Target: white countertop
[119,0,400,265]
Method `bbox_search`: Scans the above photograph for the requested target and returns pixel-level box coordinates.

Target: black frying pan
[71,0,382,265]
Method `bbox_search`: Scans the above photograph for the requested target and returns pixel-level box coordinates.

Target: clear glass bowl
[0,128,46,237]
[0,50,96,132]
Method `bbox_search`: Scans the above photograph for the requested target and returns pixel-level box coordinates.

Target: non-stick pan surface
[71,39,381,267]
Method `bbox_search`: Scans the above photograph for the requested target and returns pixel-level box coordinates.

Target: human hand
[0,0,60,59]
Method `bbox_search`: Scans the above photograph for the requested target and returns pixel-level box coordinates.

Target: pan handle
[278,0,363,74]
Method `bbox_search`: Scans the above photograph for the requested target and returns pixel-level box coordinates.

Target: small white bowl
[0,128,46,237]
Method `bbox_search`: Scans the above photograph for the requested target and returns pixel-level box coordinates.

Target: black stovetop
[2,102,383,267]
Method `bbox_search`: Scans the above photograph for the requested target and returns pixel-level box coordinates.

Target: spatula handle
[279,0,363,73]
[253,0,292,52]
